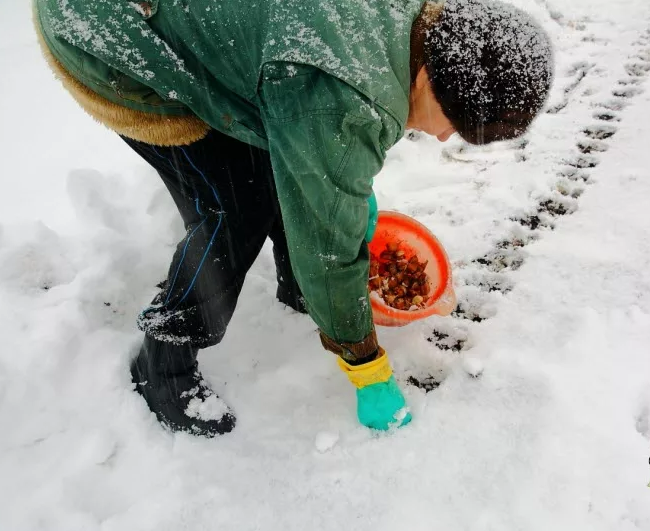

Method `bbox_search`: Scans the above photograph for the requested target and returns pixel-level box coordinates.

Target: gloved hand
[365,189,378,243]
[338,348,412,430]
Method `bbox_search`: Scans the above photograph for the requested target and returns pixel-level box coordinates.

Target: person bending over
[34,0,553,436]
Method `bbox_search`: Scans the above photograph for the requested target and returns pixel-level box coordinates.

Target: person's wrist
[365,190,378,243]
[343,349,379,366]
[337,347,392,388]
[319,329,380,361]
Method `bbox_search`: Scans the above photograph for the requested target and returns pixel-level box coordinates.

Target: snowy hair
[424,0,554,144]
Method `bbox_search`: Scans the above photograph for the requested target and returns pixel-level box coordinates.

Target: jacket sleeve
[258,64,401,348]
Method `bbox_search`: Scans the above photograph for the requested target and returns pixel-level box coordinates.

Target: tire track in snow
[412,25,650,392]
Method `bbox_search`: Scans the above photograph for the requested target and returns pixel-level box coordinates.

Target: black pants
[122,129,304,348]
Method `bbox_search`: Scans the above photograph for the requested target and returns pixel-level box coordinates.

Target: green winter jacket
[34,0,428,346]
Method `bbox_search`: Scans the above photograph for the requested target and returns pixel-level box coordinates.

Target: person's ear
[414,66,429,91]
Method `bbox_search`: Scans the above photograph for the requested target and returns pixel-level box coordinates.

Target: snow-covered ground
[1,0,650,530]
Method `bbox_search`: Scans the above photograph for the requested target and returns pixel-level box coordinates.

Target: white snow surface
[1,0,650,530]
[185,394,230,422]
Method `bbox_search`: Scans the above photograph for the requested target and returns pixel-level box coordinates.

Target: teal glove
[357,376,412,430]
[365,190,378,243]
[338,349,412,430]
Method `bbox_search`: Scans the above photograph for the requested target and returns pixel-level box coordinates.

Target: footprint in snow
[612,86,644,98]
[624,62,650,77]
[577,139,608,154]
[583,124,618,140]
[564,154,599,169]
[592,111,620,122]
[427,328,468,352]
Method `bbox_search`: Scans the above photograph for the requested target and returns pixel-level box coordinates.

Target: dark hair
[423,0,553,144]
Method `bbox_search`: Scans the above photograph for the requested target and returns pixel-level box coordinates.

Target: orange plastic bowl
[369,210,456,327]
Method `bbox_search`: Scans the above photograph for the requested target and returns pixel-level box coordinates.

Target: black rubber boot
[276,285,308,314]
[130,336,236,437]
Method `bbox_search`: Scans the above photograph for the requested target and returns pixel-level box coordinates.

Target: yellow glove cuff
[337,348,393,389]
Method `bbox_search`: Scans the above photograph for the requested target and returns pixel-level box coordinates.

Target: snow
[314,430,340,452]
[1,0,650,530]
[461,356,484,378]
[184,393,230,422]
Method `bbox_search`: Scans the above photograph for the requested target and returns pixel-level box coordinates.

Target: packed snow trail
[1,1,650,530]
